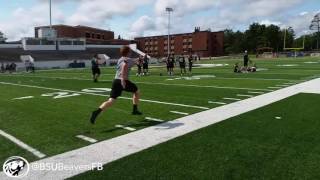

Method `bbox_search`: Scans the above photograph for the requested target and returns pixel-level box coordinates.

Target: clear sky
[0,0,319,41]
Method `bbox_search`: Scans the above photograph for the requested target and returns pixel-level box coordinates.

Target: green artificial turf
[0,57,319,176]
[72,93,320,180]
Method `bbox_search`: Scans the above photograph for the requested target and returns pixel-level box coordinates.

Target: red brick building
[35,25,115,44]
[134,30,224,57]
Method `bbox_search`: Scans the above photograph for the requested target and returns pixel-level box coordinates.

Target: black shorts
[110,79,138,99]
[92,68,101,75]
[244,60,248,66]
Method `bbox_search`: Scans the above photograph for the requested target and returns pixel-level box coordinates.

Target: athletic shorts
[92,68,101,75]
[244,60,248,66]
[110,79,138,99]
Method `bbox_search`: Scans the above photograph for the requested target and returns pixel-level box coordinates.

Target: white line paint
[276,85,289,87]
[283,83,296,85]
[0,81,209,110]
[223,97,242,101]
[115,125,136,132]
[237,94,254,98]
[1,74,272,92]
[208,101,227,105]
[13,96,34,100]
[247,91,264,94]
[0,129,46,159]
[76,135,97,143]
[3,78,318,180]
[170,111,189,115]
[145,117,164,122]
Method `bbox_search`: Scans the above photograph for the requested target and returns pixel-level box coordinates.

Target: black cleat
[90,110,100,124]
[132,111,143,115]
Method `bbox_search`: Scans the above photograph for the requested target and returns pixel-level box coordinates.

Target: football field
[0,57,320,179]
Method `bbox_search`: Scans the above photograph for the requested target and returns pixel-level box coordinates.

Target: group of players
[136,55,149,76]
[233,50,257,73]
[166,54,194,76]
[0,62,17,73]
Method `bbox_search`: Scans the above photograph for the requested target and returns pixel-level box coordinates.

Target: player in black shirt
[179,56,186,75]
[243,50,249,71]
[188,54,193,75]
[91,54,101,82]
[142,55,149,75]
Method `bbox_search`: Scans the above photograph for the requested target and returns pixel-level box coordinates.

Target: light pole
[49,0,52,29]
[166,7,173,58]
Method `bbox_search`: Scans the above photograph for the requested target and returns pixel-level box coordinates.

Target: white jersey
[115,57,135,80]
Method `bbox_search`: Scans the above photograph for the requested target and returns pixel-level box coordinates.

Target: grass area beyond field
[72,93,320,180]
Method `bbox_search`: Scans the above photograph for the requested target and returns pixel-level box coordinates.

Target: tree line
[224,23,320,54]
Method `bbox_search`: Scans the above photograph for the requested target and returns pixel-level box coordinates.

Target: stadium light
[166,7,173,58]
[49,0,52,29]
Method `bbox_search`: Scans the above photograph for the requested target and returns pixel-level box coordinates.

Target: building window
[85,33,90,38]
[60,41,72,45]
[73,41,85,45]
[97,34,101,39]
[91,34,95,38]
[102,35,105,39]
[41,39,55,45]
[26,39,41,45]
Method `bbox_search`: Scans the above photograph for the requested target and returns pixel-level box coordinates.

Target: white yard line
[76,135,97,143]
[0,74,272,92]
[1,78,319,180]
[170,111,189,115]
[13,96,34,100]
[145,117,165,122]
[0,81,209,110]
[276,85,289,87]
[223,97,242,101]
[237,94,254,98]
[0,129,46,159]
[115,125,136,132]
[247,91,264,94]
[208,101,227,105]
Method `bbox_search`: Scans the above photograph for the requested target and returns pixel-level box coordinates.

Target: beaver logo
[3,156,29,178]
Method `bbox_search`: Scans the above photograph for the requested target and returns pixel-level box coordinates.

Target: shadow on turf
[100,120,184,134]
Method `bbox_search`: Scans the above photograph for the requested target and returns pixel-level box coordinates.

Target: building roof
[35,24,113,33]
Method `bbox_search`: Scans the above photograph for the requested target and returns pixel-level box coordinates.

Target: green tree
[0,31,7,43]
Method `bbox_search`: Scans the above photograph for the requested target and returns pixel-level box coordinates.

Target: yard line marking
[283,82,296,85]
[5,78,319,180]
[76,135,97,143]
[170,111,189,115]
[223,97,242,101]
[208,101,227,105]
[0,129,46,158]
[0,74,272,92]
[115,125,136,132]
[145,117,165,122]
[13,96,34,100]
[237,94,254,97]
[247,91,264,94]
[137,99,209,110]
[0,81,209,110]
[276,85,289,87]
